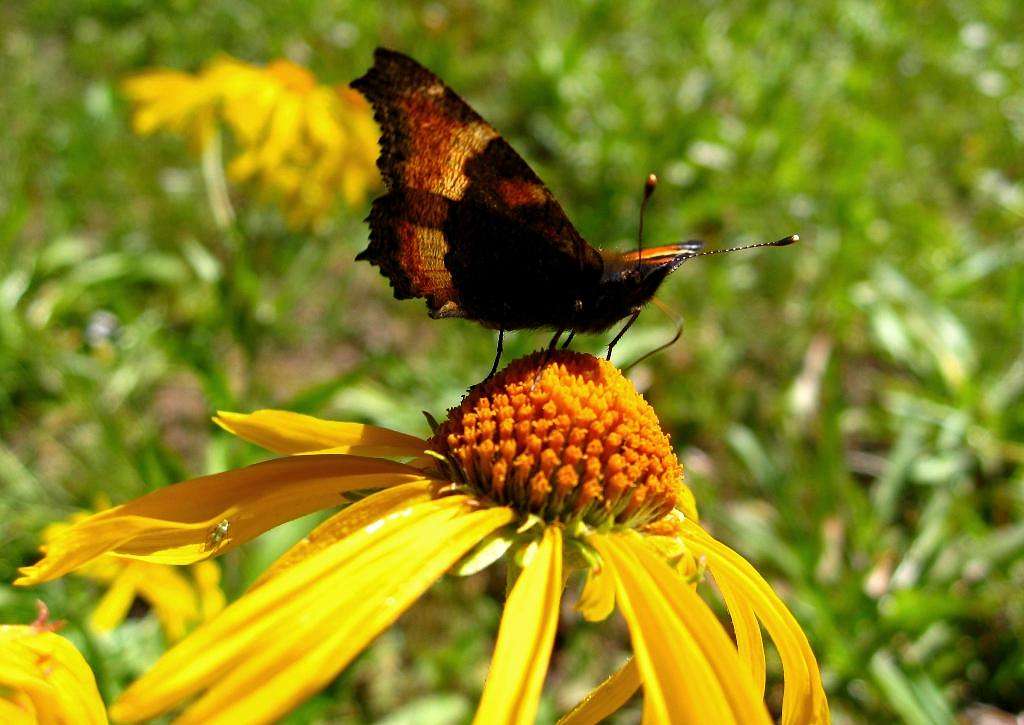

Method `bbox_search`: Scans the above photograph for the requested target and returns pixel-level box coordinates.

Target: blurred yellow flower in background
[123,56,379,228]
[41,512,225,642]
[17,352,828,724]
[0,604,107,724]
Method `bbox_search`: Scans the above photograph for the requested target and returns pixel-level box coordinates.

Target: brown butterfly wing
[352,48,600,327]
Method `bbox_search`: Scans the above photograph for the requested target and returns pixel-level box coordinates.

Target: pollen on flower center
[430,351,683,527]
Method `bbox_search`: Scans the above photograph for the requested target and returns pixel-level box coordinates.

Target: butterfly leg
[486,328,505,380]
[539,328,563,367]
[561,331,576,349]
[530,328,564,390]
[605,310,641,361]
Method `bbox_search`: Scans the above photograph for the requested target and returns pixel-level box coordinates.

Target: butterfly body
[352,49,697,337]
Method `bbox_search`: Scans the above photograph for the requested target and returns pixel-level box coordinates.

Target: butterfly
[351,48,795,377]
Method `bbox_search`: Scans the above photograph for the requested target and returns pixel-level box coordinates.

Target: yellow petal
[259,95,303,167]
[576,560,616,622]
[0,697,35,725]
[591,533,770,725]
[122,70,197,102]
[110,494,513,724]
[16,454,428,585]
[122,69,219,149]
[303,90,343,149]
[717,571,767,697]
[192,561,226,620]
[214,409,427,458]
[88,569,139,632]
[135,564,202,641]
[250,480,433,589]
[679,520,829,724]
[676,484,699,522]
[474,526,562,724]
[0,626,108,724]
[225,149,259,182]
[557,658,640,725]
[642,691,659,723]
[222,86,275,146]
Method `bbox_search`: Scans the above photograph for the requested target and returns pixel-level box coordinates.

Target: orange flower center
[430,351,683,527]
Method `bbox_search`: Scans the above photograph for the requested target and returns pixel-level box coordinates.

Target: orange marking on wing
[395,221,453,299]
[397,93,496,199]
[498,179,549,207]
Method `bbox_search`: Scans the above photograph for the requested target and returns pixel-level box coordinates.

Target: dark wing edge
[350,48,466,191]
[358,189,458,313]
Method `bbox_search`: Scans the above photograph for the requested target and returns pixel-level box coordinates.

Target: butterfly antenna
[691,234,799,258]
[623,297,684,372]
[636,173,658,274]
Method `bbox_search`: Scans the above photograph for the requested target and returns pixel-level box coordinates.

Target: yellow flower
[123,55,379,228]
[17,352,829,724]
[39,513,226,642]
[0,605,107,724]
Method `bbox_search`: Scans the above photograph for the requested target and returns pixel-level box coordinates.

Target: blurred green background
[2,0,1023,722]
